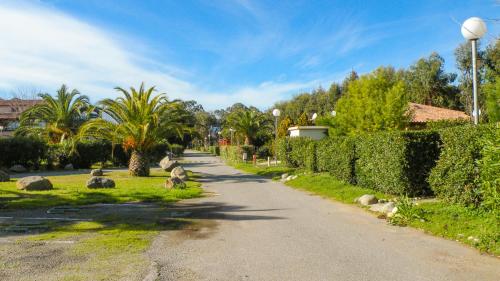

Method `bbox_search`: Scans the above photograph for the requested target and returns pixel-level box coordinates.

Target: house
[0,98,43,136]
[408,103,469,128]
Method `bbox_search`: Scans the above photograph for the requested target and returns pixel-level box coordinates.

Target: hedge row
[0,137,182,170]
[278,125,499,206]
[429,124,496,206]
[220,145,254,162]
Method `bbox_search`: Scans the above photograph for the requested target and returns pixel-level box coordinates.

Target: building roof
[0,99,43,121]
[409,102,469,123]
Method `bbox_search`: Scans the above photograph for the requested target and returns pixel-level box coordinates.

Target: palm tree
[227,109,269,145]
[17,85,92,143]
[80,83,180,176]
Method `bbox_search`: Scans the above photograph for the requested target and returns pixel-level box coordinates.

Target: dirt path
[148,150,500,281]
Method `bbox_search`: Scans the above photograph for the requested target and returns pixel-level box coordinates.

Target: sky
[0,0,498,110]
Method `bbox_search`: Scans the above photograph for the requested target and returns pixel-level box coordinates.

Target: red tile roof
[409,103,469,123]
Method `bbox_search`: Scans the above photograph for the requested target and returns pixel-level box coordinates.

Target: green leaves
[334,67,410,135]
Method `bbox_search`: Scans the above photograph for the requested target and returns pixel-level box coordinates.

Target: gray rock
[160,157,179,172]
[90,169,103,176]
[281,173,289,180]
[64,164,74,170]
[291,175,298,180]
[16,176,53,191]
[171,166,188,181]
[86,177,115,188]
[0,170,9,182]
[165,176,186,189]
[381,202,396,214]
[357,194,378,206]
[10,164,27,173]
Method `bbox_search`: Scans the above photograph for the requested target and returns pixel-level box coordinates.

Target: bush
[316,136,357,184]
[169,144,184,157]
[256,145,271,159]
[209,145,220,156]
[149,142,170,163]
[430,124,495,205]
[220,145,254,162]
[279,137,316,171]
[479,127,500,212]
[74,140,112,168]
[0,137,47,169]
[356,131,440,196]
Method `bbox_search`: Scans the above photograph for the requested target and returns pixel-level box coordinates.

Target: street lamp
[229,128,235,145]
[461,17,487,125]
[272,108,281,164]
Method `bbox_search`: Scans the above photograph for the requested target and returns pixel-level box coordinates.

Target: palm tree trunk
[129,150,150,176]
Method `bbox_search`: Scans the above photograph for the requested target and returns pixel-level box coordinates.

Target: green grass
[230,162,296,179]
[0,168,202,209]
[287,173,391,203]
[229,163,500,256]
[410,202,499,256]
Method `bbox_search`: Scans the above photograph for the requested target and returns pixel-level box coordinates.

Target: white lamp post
[461,17,487,125]
[272,108,281,164]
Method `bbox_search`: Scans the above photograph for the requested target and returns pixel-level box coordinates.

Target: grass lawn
[0,168,203,281]
[230,162,296,180]
[227,162,500,256]
[0,168,202,209]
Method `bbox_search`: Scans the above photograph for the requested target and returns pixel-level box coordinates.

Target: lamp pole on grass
[461,17,487,125]
[272,108,281,165]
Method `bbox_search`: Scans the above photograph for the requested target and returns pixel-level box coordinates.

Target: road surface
[148,150,500,281]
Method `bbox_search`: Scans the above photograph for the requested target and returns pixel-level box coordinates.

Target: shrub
[430,124,496,205]
[316,136,357,184]
[169,144,184,157]
[356,131,441,196]
[111,145,129,167]
[0,137,47,169]
[220,145,254,162]
[279,137,316,171]
[74,140,112,168]
[479,128,500,212]
[209,145,220,156]
[148,142,169,163]
[388,195,424,226]
[256,145,271,159]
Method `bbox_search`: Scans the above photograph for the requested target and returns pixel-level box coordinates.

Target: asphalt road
[149,150,500,281]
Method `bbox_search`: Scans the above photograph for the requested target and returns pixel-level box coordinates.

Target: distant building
[0,98,43,136]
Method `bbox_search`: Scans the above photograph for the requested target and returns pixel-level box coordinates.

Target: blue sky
[0,0,498,109]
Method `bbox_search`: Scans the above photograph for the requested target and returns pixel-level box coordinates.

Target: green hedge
[209,145,220,156]
[169,144,184,156]
[429,124,496,205]
[316,136,357,184]
[278,137,316,171]
[355,131,440,196]
[0,137,47,169]
[220,145,254,162]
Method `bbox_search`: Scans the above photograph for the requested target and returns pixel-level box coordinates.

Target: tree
[17,85,92,143]
[405,52,461,109]
[455,41,485,116]
[227,109,269,145]
[334,67,410,135]
[80,83,178,176]
[483,40,500,122]
[296,112,310,126]
[277,116,293,137]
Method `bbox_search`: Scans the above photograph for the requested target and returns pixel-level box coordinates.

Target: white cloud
[0,1,322,110]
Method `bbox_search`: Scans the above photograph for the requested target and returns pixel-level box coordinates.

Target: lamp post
[272,108,281,164]
[229,128,235,145]
[461,17,487,125]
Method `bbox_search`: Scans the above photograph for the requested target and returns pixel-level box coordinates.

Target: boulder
[0,170,10,182]
[171,166,188,181]
[90,169,103,176]
[64,164,74,170]
[10,164,27,173]
[86,177,115,188]
[281,173,289,180]
[160,157,179,172]
[16,176,53,191]
[165,177,186,189]
[381,202,396,214]
[357,194,378,206]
